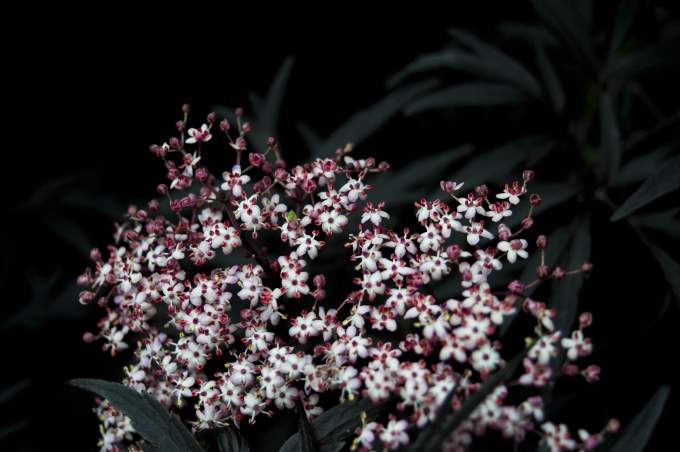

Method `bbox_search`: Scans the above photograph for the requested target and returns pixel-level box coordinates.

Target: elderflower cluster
[79,106,610,452]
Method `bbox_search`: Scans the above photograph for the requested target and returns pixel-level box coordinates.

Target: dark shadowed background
[4,2,680,450]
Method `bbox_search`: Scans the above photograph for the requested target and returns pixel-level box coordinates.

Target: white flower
[380,419,410,450]
[221,165,251,198]
[561,330,593,361]
[186,124,212,144]
[497,239,529,263]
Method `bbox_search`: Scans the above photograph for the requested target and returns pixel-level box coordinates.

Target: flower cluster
[79,106,613,452]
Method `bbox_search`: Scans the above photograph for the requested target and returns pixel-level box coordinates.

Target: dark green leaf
[405,82,528,115]
[308,79,438,158]
[447,28,542,98]
[69,379,203,452]
[279,397,395,452]
[611,154,680,221]
[531,0,599,75]
[386,49,483,88]
[217,427,250,452]
[549,214,591,334]
[604,385,670,452]
[297,399,318,452]
[606,36,680,81]
[408,350,526,452]
[608,0,639,58]
[535,46,565,113]
[638,232,680,307]
[599,91,622,184]
[612,145,676,187]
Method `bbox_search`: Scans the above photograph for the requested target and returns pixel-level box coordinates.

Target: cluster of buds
[79,106,612,452]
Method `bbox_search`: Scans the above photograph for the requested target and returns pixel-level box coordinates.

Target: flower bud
[552,266,565,280]
[581,261,593,273]
[498,224,511,241]
[157,184,168,195]
[220,119,230,132]
[562,363,579,376]
[77,273,90,286]
[79,291,95,305]
[607,418,621,433]
[378,161,390,172]
[583,364,601,383]
[267,136,277,148]
[207,112,216,124]
[508,280,525,295]
[235,107,244,117]
[182,103,191,114]
[249,153,264,167]
[242,122,252,133]
[522,170,535,182]
[148,199,160,211]
[169,137,181,149]
[365,157,376,168]
[82,332,97,343]
[90,248,102,261]
[176,120,186,132]
[446,244,462,261]
[529,194,541,206]
[536,235,547,250]
[275,159,286,169]
[536,265,550,280]
[521,217,533,230]
[195,167,209,182]
[313,275,326,288]
[475,184,489,197]
[579,312,593,328]
[262,162,273,174]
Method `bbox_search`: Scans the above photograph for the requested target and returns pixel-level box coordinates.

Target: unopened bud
[378,161,390,172]
[552,266,566,280]
[176,120,186,132]
[536,235,547,250]
[581,261,593,273]
[182,104,191,114]
[220,119,230,132]
[523,170,535,182]
[207,112,216,124]
[235,107,244,117]
[79,291,95,305]
[530,194,541,206]
[521,217,533,230]
[579,312,593,328]
[90,248,101,261]
[537,265,550,280]
[475,184,489,197]
[157,184,168,195]
[508,280,525,295]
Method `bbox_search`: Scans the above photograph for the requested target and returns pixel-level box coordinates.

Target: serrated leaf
[549,214,591,334]
[535,45,565,113]
[611,154,680,221]
[447,28,542,98]
[604,385,670,452]
[408,350,526,452]
[405,82,528,115]
[600,91,622,184]
[309,79,439,158]
[531,0,599,75]
[217,427,250,452]
[279,397,395,452]
[69,379,202,452]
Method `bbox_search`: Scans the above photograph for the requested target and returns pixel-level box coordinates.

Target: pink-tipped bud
[378,161,390,172]
[90,248,101,261]
[79,291,95,305]
[562,363,579,376]
[508,280,525,295]
[552,266,566,280]
[77,273,90,286]
[148,199,160,211]
[195,167,209,182]
[207,112,216,124]
[235,107,244,117]
[249,153,265,167]
[262,162,273,174]
[529,194,541,206]
[220,119,230,132]
[157,184,168,195]
[537,265,550,280]
[475,184,489,197]
[242,122,252,133]
[581,261,593,273]
[498,224,511,241]
[169,137,181,150]
[521,217,534,230]
[176,120,186,132]
[365,157,376,168]
[446,244,462,261]
[83,332,97,343]
[536,235,547,250]
[579,312,593,328]
[313,275,326,288]
[583,365,601,383]
[275,159,286,169]
[523,170,535,182]
[267,136,277,148]
[182,103,191,114]
[607,418,621,433]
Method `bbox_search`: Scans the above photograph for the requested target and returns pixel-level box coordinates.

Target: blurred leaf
[608,0,640,58]
[0,420,28,443]
[600,91,622,184]
[636,207,680,240]
[279,397,394,452]
[296,399,318,452]
[531,0,599,75]
[69,379,203,452]
[612,145,675,187]
[407,350,526,452]
[606,36,680,81]
[611,154,680,221]
[306,79,439,158]
[447,28,542,98]
[387,49,482,88]
[535,45,565,113]
[549,214,591,334]
[405,82,528,115]
[0,379,30,405]
[217,427,250,452]
[44,215,94,258]
[604,385,670,452]
[498,22,560,48]
[255,56,295,138]
[637,232,680,307]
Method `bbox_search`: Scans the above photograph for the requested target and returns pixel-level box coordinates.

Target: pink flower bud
[207,112,216,124]
[552,266,566,280]
[82,332,97,343]
[536,235,547,250]
[365,157,376,168]
[274,168,288,181]
[169,137,181,149]
[508,280,525,295]
[475,184,489,197]
[583,365,601,383]
[148,199,160,211]
[275,159,286,169]
[313,275,326,288]
[79,291,95,305]
[242,122,252,133]
[267,136,277,147]
[537,265,550,280]
[235,107,244,117]
[182,103,191,114]
[581,261,593,273]
[562,363,579,376]
[446,244,462,261]
[157,184,168,195]
[521,217,533,230]
[77,273,90,286]
[249,153,264,167]
[530,194,541,206]
[90,248,101,261]
[522,170,535,182]
[262,162,273,174]
[176,120,186,132]
[607,418,621,433]
[378,161,390,172]
[498,224,511,241]
[220,119,230,132]
[195,167,209,181]
[579,312,593,328]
